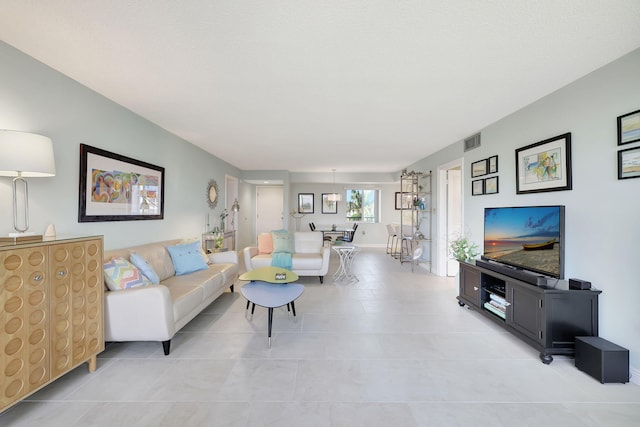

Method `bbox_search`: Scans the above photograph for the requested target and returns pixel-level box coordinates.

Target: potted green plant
[449,235,479,263]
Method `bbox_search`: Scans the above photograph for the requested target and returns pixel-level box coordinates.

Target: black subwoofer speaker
[575,336,629,383]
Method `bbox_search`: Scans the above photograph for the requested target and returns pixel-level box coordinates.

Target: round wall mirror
[207,179,219,209]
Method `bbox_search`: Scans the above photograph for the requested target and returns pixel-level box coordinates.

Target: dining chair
[386,224,397,255]
[337,223,358,243]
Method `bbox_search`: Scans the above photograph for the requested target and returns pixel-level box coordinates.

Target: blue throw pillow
[130,252,160,284]
[271,230,294,253]
[166,241,209,276]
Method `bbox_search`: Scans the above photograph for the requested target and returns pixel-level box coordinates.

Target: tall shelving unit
[399,170,432,271]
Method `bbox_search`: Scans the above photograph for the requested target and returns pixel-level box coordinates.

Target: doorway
[256,186,284,237]
[437,158,463,276]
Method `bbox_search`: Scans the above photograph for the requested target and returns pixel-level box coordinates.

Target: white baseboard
[630,366,639,385]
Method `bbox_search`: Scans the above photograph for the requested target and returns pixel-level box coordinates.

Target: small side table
[202,230,236,253]
[332,245,359,283]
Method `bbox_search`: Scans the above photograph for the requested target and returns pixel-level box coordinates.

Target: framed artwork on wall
[618,146,640,179]
[472,179,484,196]
[78,143,164,222]
[471,159,487,177]
[617,109,640,145]
[488,155,498,174]
[485,176,499,194]
[395,192,412,210]
[321,193,338,214]
[298,193,314,214]
[516,132,572,194]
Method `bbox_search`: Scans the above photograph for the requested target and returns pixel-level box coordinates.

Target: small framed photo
[321,193,338,214]
[516,132,572,194]
[471,159,488,177]
[298,193,314,214]
[488,155,498,174]
[395,192,412,210]
[617,109,640,145]
[472,179,484,196]
[484,176,499,194]
[618,146,640,180]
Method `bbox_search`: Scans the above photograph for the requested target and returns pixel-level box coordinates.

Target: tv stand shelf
[457,261,601,364]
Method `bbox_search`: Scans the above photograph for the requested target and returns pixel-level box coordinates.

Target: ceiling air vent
[464,133,481,152]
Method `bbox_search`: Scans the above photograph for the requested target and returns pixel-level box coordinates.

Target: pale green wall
[0,42,240,250]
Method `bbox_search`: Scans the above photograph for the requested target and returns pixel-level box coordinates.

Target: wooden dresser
[1,235,104,412]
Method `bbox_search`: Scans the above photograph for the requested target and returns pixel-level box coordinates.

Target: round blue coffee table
[239,267,304,347]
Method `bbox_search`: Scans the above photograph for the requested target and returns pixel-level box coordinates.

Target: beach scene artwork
[484,206,562,277]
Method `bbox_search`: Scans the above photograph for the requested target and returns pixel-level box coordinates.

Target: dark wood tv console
[457,261,601,364]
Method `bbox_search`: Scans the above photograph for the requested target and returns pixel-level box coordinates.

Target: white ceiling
[2,1,640,173]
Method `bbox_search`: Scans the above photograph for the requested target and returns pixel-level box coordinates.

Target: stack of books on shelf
[483,293,507,319]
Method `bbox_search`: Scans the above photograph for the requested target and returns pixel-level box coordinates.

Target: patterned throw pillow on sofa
[104,257,153,291]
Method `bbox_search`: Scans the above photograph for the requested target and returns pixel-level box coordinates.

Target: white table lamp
[0,130,56,238]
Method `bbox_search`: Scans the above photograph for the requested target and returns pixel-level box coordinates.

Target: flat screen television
[482,205,565,280]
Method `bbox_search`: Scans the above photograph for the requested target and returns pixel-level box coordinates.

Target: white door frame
[436,158,464,276]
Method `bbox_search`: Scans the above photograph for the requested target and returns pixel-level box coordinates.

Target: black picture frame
[488,155,499,174]
[321,193,338,214]
[79,144,165,222]
[617,109,640,145]
[484,176,499,194]
[472,179,484,196]
[618,146,640,180]
[298,193,314,214]
[471,159,488,178]
[516,133,572,194]
[395,192,412,210]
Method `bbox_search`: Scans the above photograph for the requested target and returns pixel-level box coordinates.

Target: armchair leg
[319,276,324,284]
[230,284,234,292]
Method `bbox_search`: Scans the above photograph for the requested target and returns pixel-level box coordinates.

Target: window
[345,188,380,223]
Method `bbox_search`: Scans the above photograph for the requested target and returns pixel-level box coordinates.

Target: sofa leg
[230,284,234,292]
[319,276,324,284]
[162,340,171,356]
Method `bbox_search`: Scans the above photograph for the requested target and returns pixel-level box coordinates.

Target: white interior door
[446,168,462,276]
[256,186,284,237]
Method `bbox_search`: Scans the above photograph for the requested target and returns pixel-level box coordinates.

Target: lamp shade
[231,198,240,212]
[0,130,56,177]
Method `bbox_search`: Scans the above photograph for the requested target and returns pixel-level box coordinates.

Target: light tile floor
[2,248,639,426]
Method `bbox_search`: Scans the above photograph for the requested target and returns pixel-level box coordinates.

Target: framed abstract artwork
[618,146,640,179]
[79,144,164,222]
[516,133,572,194]
[471,159,487,178]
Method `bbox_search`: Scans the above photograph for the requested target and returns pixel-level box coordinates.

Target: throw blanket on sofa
[271,252,292,270]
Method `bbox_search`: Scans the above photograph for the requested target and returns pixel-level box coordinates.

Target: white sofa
[103,239,238,355]
[243,231,330,283]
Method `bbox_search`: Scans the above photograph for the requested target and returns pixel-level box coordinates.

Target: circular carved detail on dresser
[88,306,99,319]
[87,243,99,256]
[4,296,23,314]
[55,337,70,353]
[88,275,98,288]
[28,250,45,266]
[73,278,86,293]
[72,262,85,276]
[55,319,70,335]
[88,259,99,272]
[29,309,46,326]
[5,358,24,377]
[29,328,45,346]
[29,366,47,385]
[72,245,85,259]
[73,295,86,309]
[88,290,98,304]
[5,337,24,356]
[55,283,70,299]
[28,290,46,306]
[73,313,86,326]
[54,247,69,262]
[56,354,70,371]
[5,379,24,399]
[29,347,46,365]
[3,254,23,271]
[5,317,23,334]
[4,275,24,292]
[55,302,70,316]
